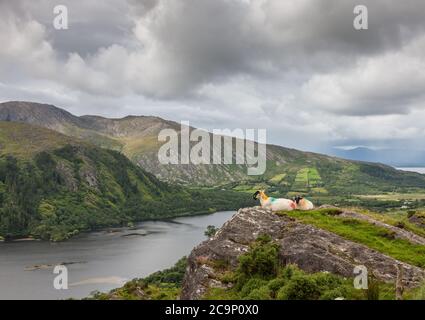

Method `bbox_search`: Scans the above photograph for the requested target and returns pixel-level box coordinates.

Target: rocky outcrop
[409,213,425,229]
[181,207,425,300]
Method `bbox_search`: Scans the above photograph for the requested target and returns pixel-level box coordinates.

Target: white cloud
[302,35,425,116]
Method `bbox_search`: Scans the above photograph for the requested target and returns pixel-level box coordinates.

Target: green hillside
[0,122,82,158]
[2,101,425,196]
[0,122,253,241]
[234,157,425,198]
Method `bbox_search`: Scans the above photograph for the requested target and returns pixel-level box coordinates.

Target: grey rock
[181,207,425,300]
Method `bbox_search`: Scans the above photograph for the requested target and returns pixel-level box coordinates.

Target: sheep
[253,190,296,212]
[293,196,314,210]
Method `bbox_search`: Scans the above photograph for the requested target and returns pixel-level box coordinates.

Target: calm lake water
[0,211,236,300]
[396,167,425,174]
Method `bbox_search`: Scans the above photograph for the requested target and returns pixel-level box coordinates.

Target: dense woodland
[0,145,254,241]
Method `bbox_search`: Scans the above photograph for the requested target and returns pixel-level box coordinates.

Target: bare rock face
[180,207,425,300]
[409,213,425,229]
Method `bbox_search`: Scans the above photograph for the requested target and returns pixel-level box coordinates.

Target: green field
[269,173,286,184]
[357,193,425,201]
[268,167,324,194]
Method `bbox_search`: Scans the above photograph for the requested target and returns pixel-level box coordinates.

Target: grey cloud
[1,0,425,153]
[124,0,425,96]
[3,0,425,99]
[1,0,133,57]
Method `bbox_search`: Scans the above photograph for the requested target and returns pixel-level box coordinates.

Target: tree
[204,225,218,238]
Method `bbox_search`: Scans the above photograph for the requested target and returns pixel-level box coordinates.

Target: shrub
[268,278,287,297]
[219,271,236,284]
[245,286,272,300]
[319,287,348,300]
[143,257,187,286]
[277,275,321,300]
[313,272,344,292]
[236,235,280,286]
[204,225,218,238]
[240,278,269,297]
[364,277,380,300]
[279,264,303,281]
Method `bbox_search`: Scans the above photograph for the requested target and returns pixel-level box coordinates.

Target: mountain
[2,101,425,196]
[0,121,252,241]
[331,147,425,167]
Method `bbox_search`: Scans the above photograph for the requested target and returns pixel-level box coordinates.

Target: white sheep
[253,190,296,212]
[293,196,314,210]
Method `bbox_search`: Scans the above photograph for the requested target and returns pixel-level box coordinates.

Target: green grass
[233,183,268,193]
[311,187,328,194]
[0,122,82,158]
[269,173,286,184]
[357,193,425,201]
[353,208,425,239]
[277,208,425,268]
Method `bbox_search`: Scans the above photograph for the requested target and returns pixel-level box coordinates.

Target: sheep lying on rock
[253,190,296,212]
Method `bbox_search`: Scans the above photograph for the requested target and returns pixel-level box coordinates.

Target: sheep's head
[253,190,266,200]
[294,196,304,204]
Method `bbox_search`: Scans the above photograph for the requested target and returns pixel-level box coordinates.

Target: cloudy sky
[1,0,425,155]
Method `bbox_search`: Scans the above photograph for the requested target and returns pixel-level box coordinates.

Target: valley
[1,101,425,241]
[1,100,425,301]
[2,101,425,194]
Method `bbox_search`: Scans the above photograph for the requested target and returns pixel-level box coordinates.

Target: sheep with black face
[293,196,314,210]
[253,190,296,212]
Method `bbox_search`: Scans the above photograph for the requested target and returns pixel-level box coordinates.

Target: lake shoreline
[0,207,232,243]
[0,210,236,300]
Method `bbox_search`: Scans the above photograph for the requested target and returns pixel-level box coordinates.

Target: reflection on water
[0,211,236,300]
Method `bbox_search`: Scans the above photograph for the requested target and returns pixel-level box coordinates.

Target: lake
[0,210,236,300]
[396,167,425,174]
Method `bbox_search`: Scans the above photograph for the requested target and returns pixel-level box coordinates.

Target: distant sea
[396,167,425,174]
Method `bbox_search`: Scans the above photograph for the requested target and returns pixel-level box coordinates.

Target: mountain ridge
[2,101,425,195]
[331,146,425,167]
